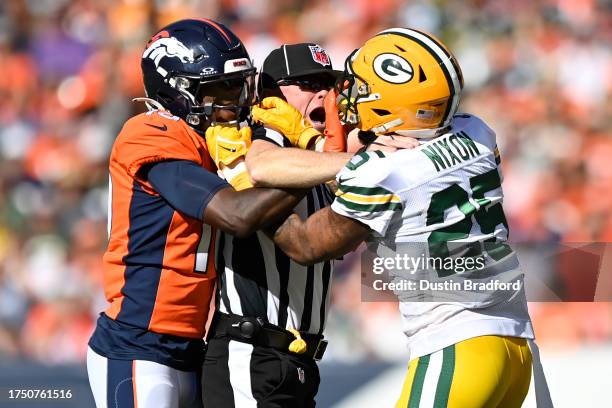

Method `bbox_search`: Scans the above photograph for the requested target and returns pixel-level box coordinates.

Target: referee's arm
[271,207,370,265]
[246,139,353,188]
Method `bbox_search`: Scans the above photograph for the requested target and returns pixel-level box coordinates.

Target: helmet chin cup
[344,111,360,126]
[186,103,247,128]
[186,114,200,126]
[357,83,369,95]
[186,103,213,127]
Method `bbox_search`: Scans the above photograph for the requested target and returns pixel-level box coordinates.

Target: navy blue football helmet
[141,19,256,129]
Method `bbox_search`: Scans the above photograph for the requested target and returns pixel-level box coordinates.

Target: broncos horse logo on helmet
[140,19,256,130]
[143,35,196,70]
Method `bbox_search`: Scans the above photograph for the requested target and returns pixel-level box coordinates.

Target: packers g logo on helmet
[338,28,464,137]
[373,53,413,84]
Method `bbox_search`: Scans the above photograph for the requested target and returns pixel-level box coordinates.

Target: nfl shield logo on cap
[308,45,331,67]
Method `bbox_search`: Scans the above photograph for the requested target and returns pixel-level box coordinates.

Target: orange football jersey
[103,110,218,339]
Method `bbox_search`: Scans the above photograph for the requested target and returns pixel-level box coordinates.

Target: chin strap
[371,133,420,150]
[132,97,166,112]
[392,126,450,139]
[370,118,404,134]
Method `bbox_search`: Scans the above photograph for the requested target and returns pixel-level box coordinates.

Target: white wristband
[220,160,248,182]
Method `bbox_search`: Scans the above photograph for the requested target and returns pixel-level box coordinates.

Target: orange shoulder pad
[112,111,209,179]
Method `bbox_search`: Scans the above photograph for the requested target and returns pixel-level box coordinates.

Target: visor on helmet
[173,68,256,126]
[195,70,256,109]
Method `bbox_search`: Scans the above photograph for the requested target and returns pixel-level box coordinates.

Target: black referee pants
[202,335,320,408]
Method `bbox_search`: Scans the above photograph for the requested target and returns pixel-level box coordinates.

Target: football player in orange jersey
[86,19,313,408]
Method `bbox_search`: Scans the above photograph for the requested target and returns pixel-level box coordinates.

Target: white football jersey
[331,114,534,359]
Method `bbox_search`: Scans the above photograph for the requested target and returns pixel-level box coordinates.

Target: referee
[202,44,347,408]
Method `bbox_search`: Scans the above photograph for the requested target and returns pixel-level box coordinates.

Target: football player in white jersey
[264,28,552,407]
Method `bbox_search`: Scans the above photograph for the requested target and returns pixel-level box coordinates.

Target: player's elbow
[212,211,256,238]
[294,254,323,266]
[294,256,319,266]
[227,214,257,238]
[283,250,308,265]
[283,246,321,266]
[234,224,257,238]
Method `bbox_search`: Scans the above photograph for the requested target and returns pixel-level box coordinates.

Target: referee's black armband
[251,124,290,147]
[145,160,229,220]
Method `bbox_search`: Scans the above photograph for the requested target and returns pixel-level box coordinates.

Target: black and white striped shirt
[215,127,334,335]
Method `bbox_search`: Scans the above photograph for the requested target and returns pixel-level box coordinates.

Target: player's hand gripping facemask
[205,125,253,190]
[251,97,321,149]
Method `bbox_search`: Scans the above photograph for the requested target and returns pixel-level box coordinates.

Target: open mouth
[309,107,326,129]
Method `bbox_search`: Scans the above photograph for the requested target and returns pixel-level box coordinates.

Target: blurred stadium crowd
[0,0,610,365]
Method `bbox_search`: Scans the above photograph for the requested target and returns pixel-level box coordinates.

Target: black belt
[209,312,328,361]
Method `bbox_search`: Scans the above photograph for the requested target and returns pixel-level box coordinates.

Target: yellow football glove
[251,97,321,149]
[205,125,252,168]
[219,161,253,191]
[205,125,253,190]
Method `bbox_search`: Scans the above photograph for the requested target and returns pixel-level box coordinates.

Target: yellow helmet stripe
[376,28,462,128]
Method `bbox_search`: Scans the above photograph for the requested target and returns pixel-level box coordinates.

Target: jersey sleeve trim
[335,195,402,212]
[335,184,402,212]
[330,199,398,236]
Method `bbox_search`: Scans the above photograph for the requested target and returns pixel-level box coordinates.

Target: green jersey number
[426,168,512,277]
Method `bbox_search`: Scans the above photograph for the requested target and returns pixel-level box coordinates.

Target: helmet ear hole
[372,108,391,116]
[418,66,427,82]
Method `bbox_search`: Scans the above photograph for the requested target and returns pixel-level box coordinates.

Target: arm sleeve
[145,160,229,220]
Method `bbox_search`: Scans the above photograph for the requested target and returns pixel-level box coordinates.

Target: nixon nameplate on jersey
[422,131,481,172]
